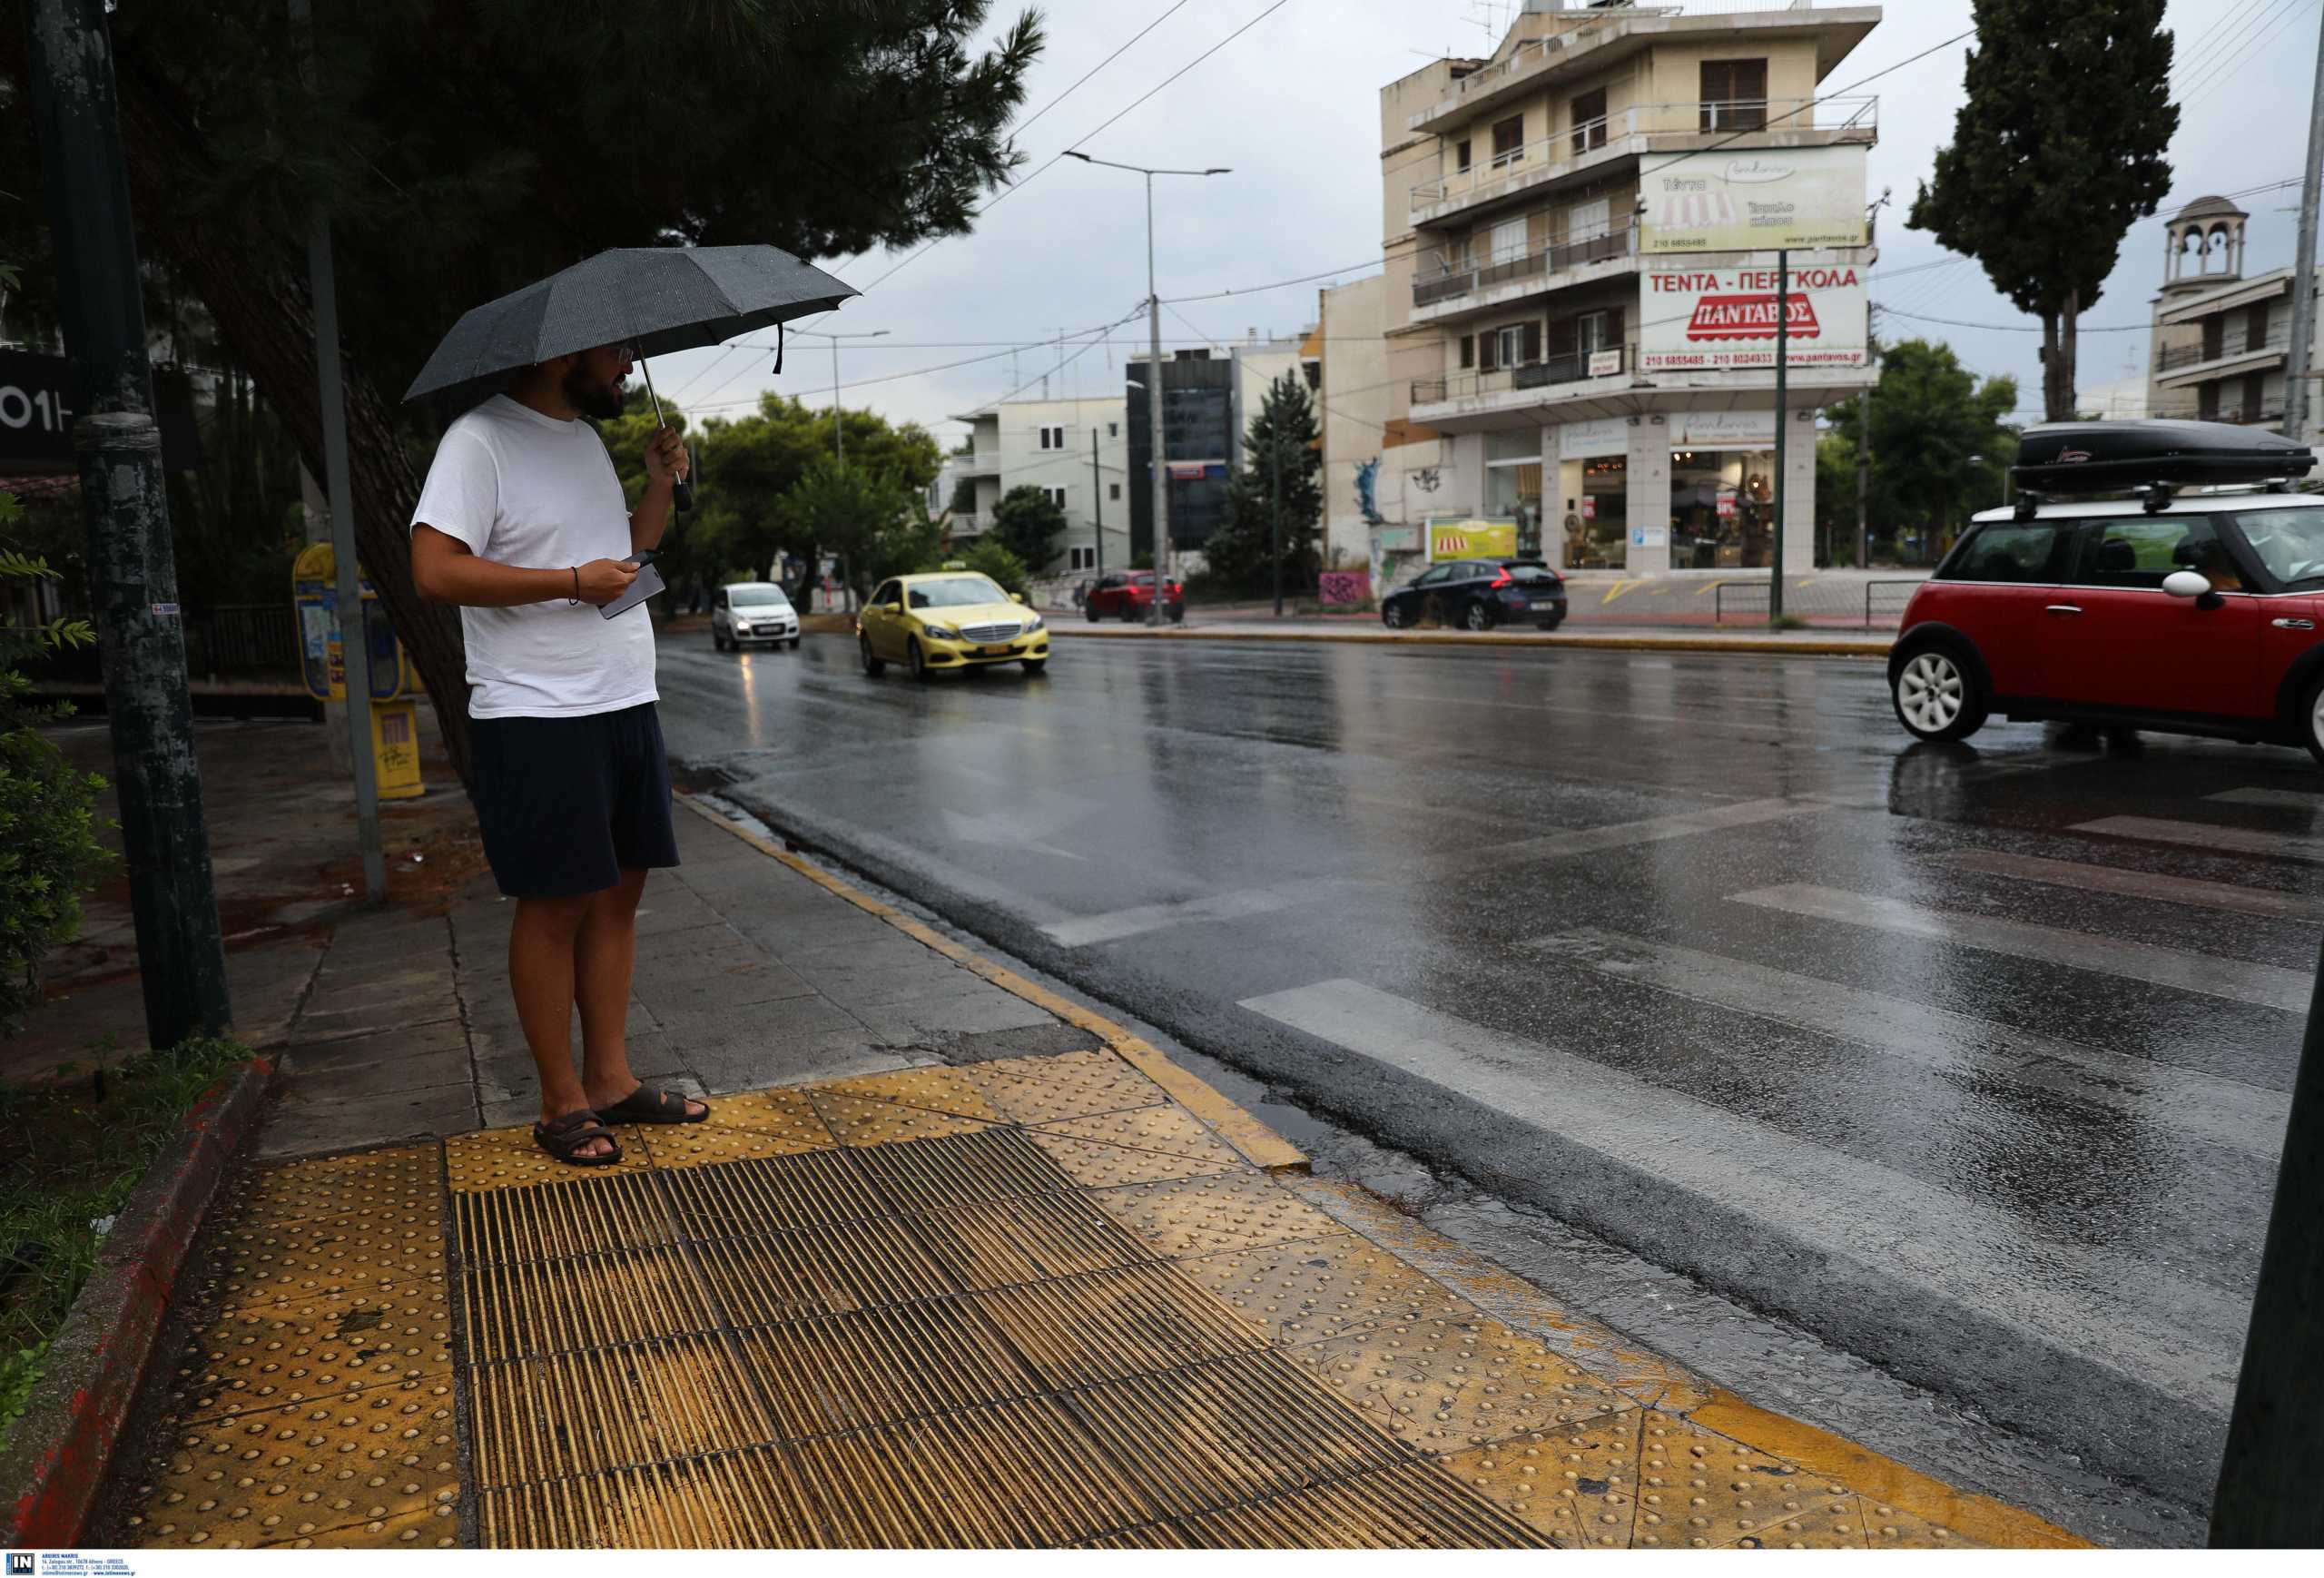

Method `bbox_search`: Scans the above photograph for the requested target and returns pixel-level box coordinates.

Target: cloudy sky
[649,0,2316,442]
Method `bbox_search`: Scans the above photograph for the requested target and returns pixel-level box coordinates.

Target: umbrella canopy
[402,245,856,409]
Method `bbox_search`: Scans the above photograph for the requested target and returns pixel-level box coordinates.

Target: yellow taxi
[857,570,1050,681]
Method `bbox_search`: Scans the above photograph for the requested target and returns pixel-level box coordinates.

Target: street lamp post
[787,328,891,462]
[1065,152,1230,627]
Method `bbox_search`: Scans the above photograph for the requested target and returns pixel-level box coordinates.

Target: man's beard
[563,363,625,420]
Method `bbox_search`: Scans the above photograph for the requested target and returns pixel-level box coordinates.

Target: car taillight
[1489,570,1512,589]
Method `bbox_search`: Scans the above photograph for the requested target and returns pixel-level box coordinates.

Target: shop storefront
[1558,417,1629,569]
[1667,411,1777,568]
[1484,430,1544,557]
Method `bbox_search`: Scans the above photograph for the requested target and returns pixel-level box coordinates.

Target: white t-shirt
[409,395,656,719]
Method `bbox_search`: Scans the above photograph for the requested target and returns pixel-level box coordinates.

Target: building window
[1454,138,1472,173]
[1108,421,1118,437]
[1039,424,1065,449]
[1042,486,1068,508]
[1109,482,1122,500]
[1571,86,1608,153]
[1491,115,1525,168]
[1575,311,1612,356]
[1700,60,1768,132]
[1070,546,1097,571]
[1492,321,1541,368]
[2247,302,2272,354]
[1459,334,1475,370]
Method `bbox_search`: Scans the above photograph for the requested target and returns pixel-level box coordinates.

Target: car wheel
[2299,671,2324,766]
[1168,605,1185,625]
[788,636,802,650]
[1383,602,1405,629]
[1086,601,1102,623]
[1538,611,1565,632]
[1892,643,1988,742]
[713,629,728,651]
[1023,658,1048,675]
[1463,601,1492,632]
[859,635,884,676]
[909,636,932,683]
[1121,602,1139,623]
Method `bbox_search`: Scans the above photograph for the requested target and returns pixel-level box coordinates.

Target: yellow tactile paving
[126,1045,2076,1549]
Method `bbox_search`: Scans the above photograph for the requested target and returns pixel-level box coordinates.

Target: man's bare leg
[577,868,704,1116]
[509,891,612,1158]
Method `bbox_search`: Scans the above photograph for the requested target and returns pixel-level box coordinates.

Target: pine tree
[1908,0,2176,421]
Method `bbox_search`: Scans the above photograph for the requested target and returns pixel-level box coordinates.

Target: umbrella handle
[635,351,693,512]
[673,475,694,512]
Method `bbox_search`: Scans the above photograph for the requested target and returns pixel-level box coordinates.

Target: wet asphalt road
[655,629,2318,1508]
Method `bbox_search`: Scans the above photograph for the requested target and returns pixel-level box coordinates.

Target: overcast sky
[649,0,2315,442]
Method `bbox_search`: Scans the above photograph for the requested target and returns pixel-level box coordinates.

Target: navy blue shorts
[468,702,680,898]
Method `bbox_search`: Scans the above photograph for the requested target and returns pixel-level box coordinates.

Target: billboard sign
[1427,519,1518,561]
[1639,144,1868,254]
[1640,264,1867,371]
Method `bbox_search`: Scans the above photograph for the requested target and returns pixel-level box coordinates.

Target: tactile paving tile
[126,1392,458,1548]
[730,1299,1038,1439]
[1862,1498,1984,1549]
[1169,1461,1554,1550]
[852,1124,1070,1212]
[681,1087,835,1152]
[808,1066,1003,1122]
[478,1446,822,1548]
[1183,1232,1482,1346]
[460,1248,720,1362]
[1028,1105,1250,1188]
[468,1332,776,1488]
[1633,1410,1860,1551]
[908,1192,1157,1290]
[1088,1169,1346,1259]
[790,1396,1152,1549]
[1061,1350,1414,1518]
[261,1504,458,1549]
[240,1145,442,1224]
[685,1222,956,1326]
[638,1121,833,1169]
[163,1285,453,1425]
[453,1170,676,1265]
[808,1090,989,1149]
[1294,1317,1634,1454]
[967,1049,1173,1125]
[967,1263,1264,1387]
[657,1148,891,1237]
[1438,1411,1646,1548]
[445,1120,652,1193]
[202,1203,448,1310]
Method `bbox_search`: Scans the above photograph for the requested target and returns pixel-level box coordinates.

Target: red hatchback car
[1892,421,2324,763]
[1084,570,1186,623]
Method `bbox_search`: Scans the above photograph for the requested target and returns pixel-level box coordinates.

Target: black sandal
[594,1084,710,1125]
[533,1109,625,1166]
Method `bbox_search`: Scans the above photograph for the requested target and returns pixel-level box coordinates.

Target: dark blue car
[1381,558,1567,632]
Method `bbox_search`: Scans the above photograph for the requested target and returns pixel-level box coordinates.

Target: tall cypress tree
[1208,371,1323,597]
[1908,0,2176,422]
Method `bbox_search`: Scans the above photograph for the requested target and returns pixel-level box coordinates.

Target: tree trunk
[2039,311,2068,423]
[81,46,478,784]
[2063,287,2081,422]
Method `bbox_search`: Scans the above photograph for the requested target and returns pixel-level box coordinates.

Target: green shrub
[960,539,1029,598]
[1,495,111,1032]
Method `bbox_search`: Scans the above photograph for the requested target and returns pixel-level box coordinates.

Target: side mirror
[1010,592,1028,605]
[883,601,903,616]
[2162,570,2212,600]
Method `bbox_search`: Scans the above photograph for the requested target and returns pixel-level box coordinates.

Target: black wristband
[569,567,579,606]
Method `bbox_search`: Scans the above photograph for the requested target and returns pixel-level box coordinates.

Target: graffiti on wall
[1354,458,1384,525]
[1317,569,1372,606]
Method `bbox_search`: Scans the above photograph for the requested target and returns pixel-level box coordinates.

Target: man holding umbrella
[403,244,858,1165]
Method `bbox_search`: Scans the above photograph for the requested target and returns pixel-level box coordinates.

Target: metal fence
[1711,576,1926,628]
[184,603,300,675]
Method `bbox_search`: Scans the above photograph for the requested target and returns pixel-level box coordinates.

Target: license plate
[983,644,1012,656]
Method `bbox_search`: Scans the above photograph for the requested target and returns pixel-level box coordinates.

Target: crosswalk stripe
[1237,979,2242,1411]
[1729,883,2311,1011]
[1524,927,2285,1159]
[2072,814,2324,865]
[1039,877,1357,948]
[2206,786,2324,810]
[1941,848,2324,922]
[1497,798,1820,863]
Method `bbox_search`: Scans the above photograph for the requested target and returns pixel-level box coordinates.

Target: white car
[713,582,801,651]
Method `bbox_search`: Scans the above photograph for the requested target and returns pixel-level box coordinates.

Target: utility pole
[788,328,891,462]
[2283,9,2324,444]
[290,0,382,907]
[1271,409,1285,617]
[1856,366,1874,572]
[1064,152,1229,626]
[1771,248,1789,619]
[25,0,231,1048]
[1091,428,1105,579]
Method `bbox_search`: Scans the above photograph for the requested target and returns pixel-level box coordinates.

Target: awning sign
[1428,519,1518,561]
[1640,266,1866,371]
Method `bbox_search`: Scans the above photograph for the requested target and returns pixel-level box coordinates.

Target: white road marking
[2207,786,2324,810]
[1040,877,1361,948]
[1941,849,2324,922]
[1497,798,1821,863]
[1526,928,2285,1159]
[1237,980,2242,1411]
[1729,883,2311,1011]
[2073,814,2324,865]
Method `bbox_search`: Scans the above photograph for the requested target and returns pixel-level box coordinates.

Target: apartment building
[1372,0,1881,575]
[2145,194,2321,429]
[947,393,1132,576]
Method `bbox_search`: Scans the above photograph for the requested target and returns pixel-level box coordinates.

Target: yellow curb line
[1049,626,1889,657]
[1689,1392,2088,1549]
[675,794,1306,1172]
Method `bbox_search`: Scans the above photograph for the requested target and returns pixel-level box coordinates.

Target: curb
[1049,625,1892,657]
[675,794,1306,1172]
[0,1056,276,1548]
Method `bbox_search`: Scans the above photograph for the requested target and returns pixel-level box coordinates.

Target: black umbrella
[403,244,859,506]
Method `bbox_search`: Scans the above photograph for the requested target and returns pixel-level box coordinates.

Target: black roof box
[2013,419,2313,493]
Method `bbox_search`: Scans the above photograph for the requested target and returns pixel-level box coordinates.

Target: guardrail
[1413,224,1637,311]
[1710,575,1925,627]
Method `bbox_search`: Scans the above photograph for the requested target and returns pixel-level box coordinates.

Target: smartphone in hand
[602,552,666,618]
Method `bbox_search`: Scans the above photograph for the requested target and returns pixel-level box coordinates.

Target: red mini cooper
[1891,421,2324,763]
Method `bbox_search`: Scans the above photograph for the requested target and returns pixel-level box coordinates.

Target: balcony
[1409,338,1873,433]
[1413,344,1631,407]
[2154,330,2290,380]
[1413,222,1639,316]
[1410,97,1876,227]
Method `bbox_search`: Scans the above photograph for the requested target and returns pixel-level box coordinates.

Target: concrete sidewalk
[91,800,2077,1551]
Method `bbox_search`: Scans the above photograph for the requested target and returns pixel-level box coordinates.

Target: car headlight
[1024,614,1045,632]
[921,623,961,641]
